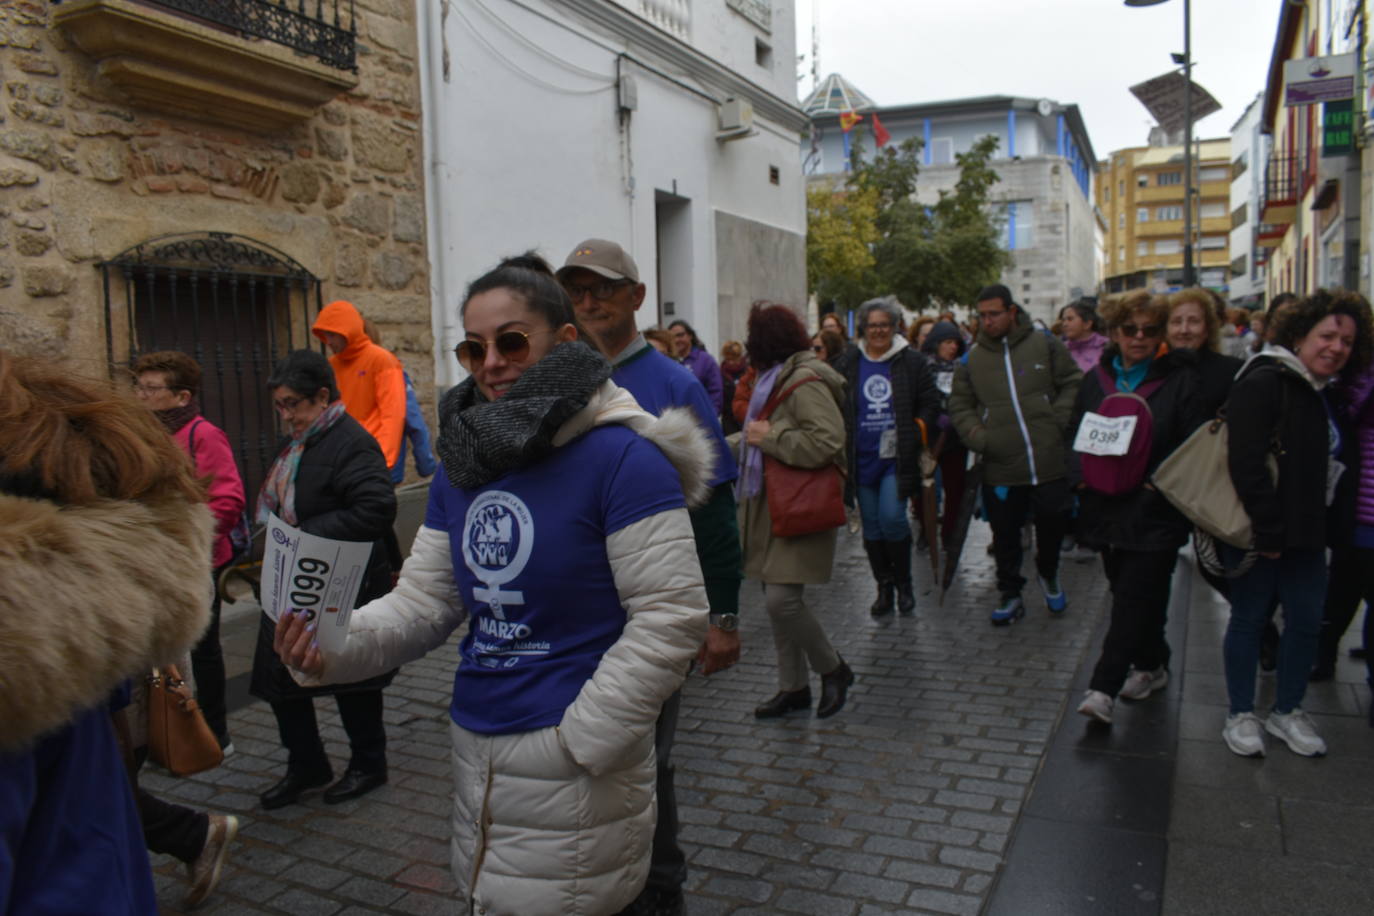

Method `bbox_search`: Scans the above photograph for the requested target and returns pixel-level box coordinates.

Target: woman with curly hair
[739,303,854,719]
[1220,289,1373,758]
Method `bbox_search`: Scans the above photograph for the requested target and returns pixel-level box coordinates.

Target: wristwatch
[709,613,739,632]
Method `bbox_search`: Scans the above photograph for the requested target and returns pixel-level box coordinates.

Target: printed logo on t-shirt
[461,491,549,666]
[462,490,534,618]
[863,374,892,406]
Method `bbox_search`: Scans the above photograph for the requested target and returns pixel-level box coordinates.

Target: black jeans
[982,478,1070,598]
[645,690,686,894]
[1318,545,1374,682]
[191,566,230,744]
[270,689,387,774]
[1089,547,1179,697]
[133,747,208,864]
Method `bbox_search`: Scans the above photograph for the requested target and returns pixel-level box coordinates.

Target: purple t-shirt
[425,425,683,735]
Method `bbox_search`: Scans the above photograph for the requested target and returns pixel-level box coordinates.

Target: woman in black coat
[836,299,941,617]
[1220,290,1373,759]
[1165,288,1244,423]
[1070,291,1201,725]
[250,350,398,808]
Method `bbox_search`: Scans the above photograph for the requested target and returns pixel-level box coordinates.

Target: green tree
[805,179,879,312]
[807,128,1010,313]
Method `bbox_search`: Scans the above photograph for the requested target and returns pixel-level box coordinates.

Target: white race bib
[1073,412,1137,457]
[879,427,897,459]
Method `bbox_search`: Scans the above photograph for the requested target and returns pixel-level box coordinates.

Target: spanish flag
[839,110,863,132]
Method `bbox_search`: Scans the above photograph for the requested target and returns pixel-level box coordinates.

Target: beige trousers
[764,583,841,692]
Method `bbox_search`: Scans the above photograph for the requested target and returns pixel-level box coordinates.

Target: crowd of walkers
[4,261,1374,916]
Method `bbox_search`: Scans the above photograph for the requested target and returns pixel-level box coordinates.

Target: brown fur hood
[0,492,214,752]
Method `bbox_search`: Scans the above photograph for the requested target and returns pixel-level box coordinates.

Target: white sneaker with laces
[1076,689,1113,724]
[1265,709,1327,757]
[1119,667,1169,701]
[1222,712,1266,757]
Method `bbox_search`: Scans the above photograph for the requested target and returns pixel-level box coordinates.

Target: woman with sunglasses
[250,350,398,810]
[1071,291,1200,725]
[273,254,711,915]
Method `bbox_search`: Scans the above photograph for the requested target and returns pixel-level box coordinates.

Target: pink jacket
[174,418,247,568]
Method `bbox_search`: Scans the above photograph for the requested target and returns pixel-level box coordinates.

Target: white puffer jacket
[293,381,712,915]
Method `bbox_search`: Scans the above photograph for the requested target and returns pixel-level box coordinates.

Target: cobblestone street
[145,523,1115,915]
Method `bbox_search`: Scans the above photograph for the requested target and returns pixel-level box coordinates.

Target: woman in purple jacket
[1060,299,1108,373]
[1312,365,1374,711]
[669,320,724,414]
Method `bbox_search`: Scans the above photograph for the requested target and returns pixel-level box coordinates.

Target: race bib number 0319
[1073,412,1136,457]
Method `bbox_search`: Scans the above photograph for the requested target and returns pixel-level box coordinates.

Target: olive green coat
[737,352,847,585]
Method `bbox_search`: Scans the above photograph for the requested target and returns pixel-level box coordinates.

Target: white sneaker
[1076,689,1113,724]
[1264,709,1327,757]
[1222,712,1266,757]
[1119,667,1169,701]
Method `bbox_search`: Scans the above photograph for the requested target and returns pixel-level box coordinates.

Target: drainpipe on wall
[417,0,460,391]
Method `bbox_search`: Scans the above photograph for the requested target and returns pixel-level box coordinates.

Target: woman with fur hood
[275,254,710,916]
[0,351,214,914]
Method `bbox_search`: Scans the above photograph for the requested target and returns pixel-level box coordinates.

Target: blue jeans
[1221,546,1327,715]
[857,471,909,542]
[390,371,437,484]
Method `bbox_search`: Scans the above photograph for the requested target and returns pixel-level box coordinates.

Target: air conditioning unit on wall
[717,98,755,142]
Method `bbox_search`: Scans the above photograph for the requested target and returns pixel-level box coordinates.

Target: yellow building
[1096,138,1233,294]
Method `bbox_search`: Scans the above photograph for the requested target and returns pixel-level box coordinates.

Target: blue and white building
[803,78,1099,323]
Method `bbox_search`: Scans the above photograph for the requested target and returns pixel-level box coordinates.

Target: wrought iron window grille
[56,0,358,72]
[101,231,324,501]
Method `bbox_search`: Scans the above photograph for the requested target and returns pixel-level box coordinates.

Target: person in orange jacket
[311,300,406,471]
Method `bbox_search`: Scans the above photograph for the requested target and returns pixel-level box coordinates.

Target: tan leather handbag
[147,665,223,776]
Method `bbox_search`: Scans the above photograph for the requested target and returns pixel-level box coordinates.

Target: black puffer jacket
[1227,355,1341,553]
[1069,349,1202,551]
[251,412,399,701]
[1184,346,1245,424]
[837,341,941,504]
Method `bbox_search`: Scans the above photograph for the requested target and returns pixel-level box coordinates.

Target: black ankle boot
[863,539,894,617]
[817,659,855,719]
[754,687,812,719]
[888,537,915,616]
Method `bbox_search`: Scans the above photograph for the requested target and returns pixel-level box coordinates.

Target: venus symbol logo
[863,374,892,406]
[461,491,534,620]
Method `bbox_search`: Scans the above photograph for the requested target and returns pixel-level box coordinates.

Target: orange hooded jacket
[312,300,406,468]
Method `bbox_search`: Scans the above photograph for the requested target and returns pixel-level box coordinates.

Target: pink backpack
[1079,365,1165,496]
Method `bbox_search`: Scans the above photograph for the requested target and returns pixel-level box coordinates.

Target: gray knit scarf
[436,340,612,490]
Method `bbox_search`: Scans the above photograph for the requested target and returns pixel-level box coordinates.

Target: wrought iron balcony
[54,0,360,131]
[1260,153,1299,226]
[130,0,356,71]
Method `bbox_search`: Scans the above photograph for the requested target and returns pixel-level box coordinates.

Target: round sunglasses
[453,328,554,372]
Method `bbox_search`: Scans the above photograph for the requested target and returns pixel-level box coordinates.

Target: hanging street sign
[1285,53,1356,106]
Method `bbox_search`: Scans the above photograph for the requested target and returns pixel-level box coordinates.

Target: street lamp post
[1127,0,1195,288]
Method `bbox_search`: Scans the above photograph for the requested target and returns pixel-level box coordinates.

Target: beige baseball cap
[558,238,640,283]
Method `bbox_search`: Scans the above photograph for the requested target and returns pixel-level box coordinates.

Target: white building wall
[1229,93,1267,303]
[420,0,805,388]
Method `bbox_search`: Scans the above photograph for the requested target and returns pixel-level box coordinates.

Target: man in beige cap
[558,238,741,916]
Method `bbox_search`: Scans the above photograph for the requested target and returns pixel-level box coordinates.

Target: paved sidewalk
[147,524,1112,914]
[1163,556,1374,915]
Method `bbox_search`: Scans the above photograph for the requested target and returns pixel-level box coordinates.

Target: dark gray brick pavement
[149,524,1111,913]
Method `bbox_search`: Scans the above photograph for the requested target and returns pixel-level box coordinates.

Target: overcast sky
[793,0,1283,160]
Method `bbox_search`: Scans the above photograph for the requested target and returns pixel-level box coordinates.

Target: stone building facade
[0,0,429,492]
